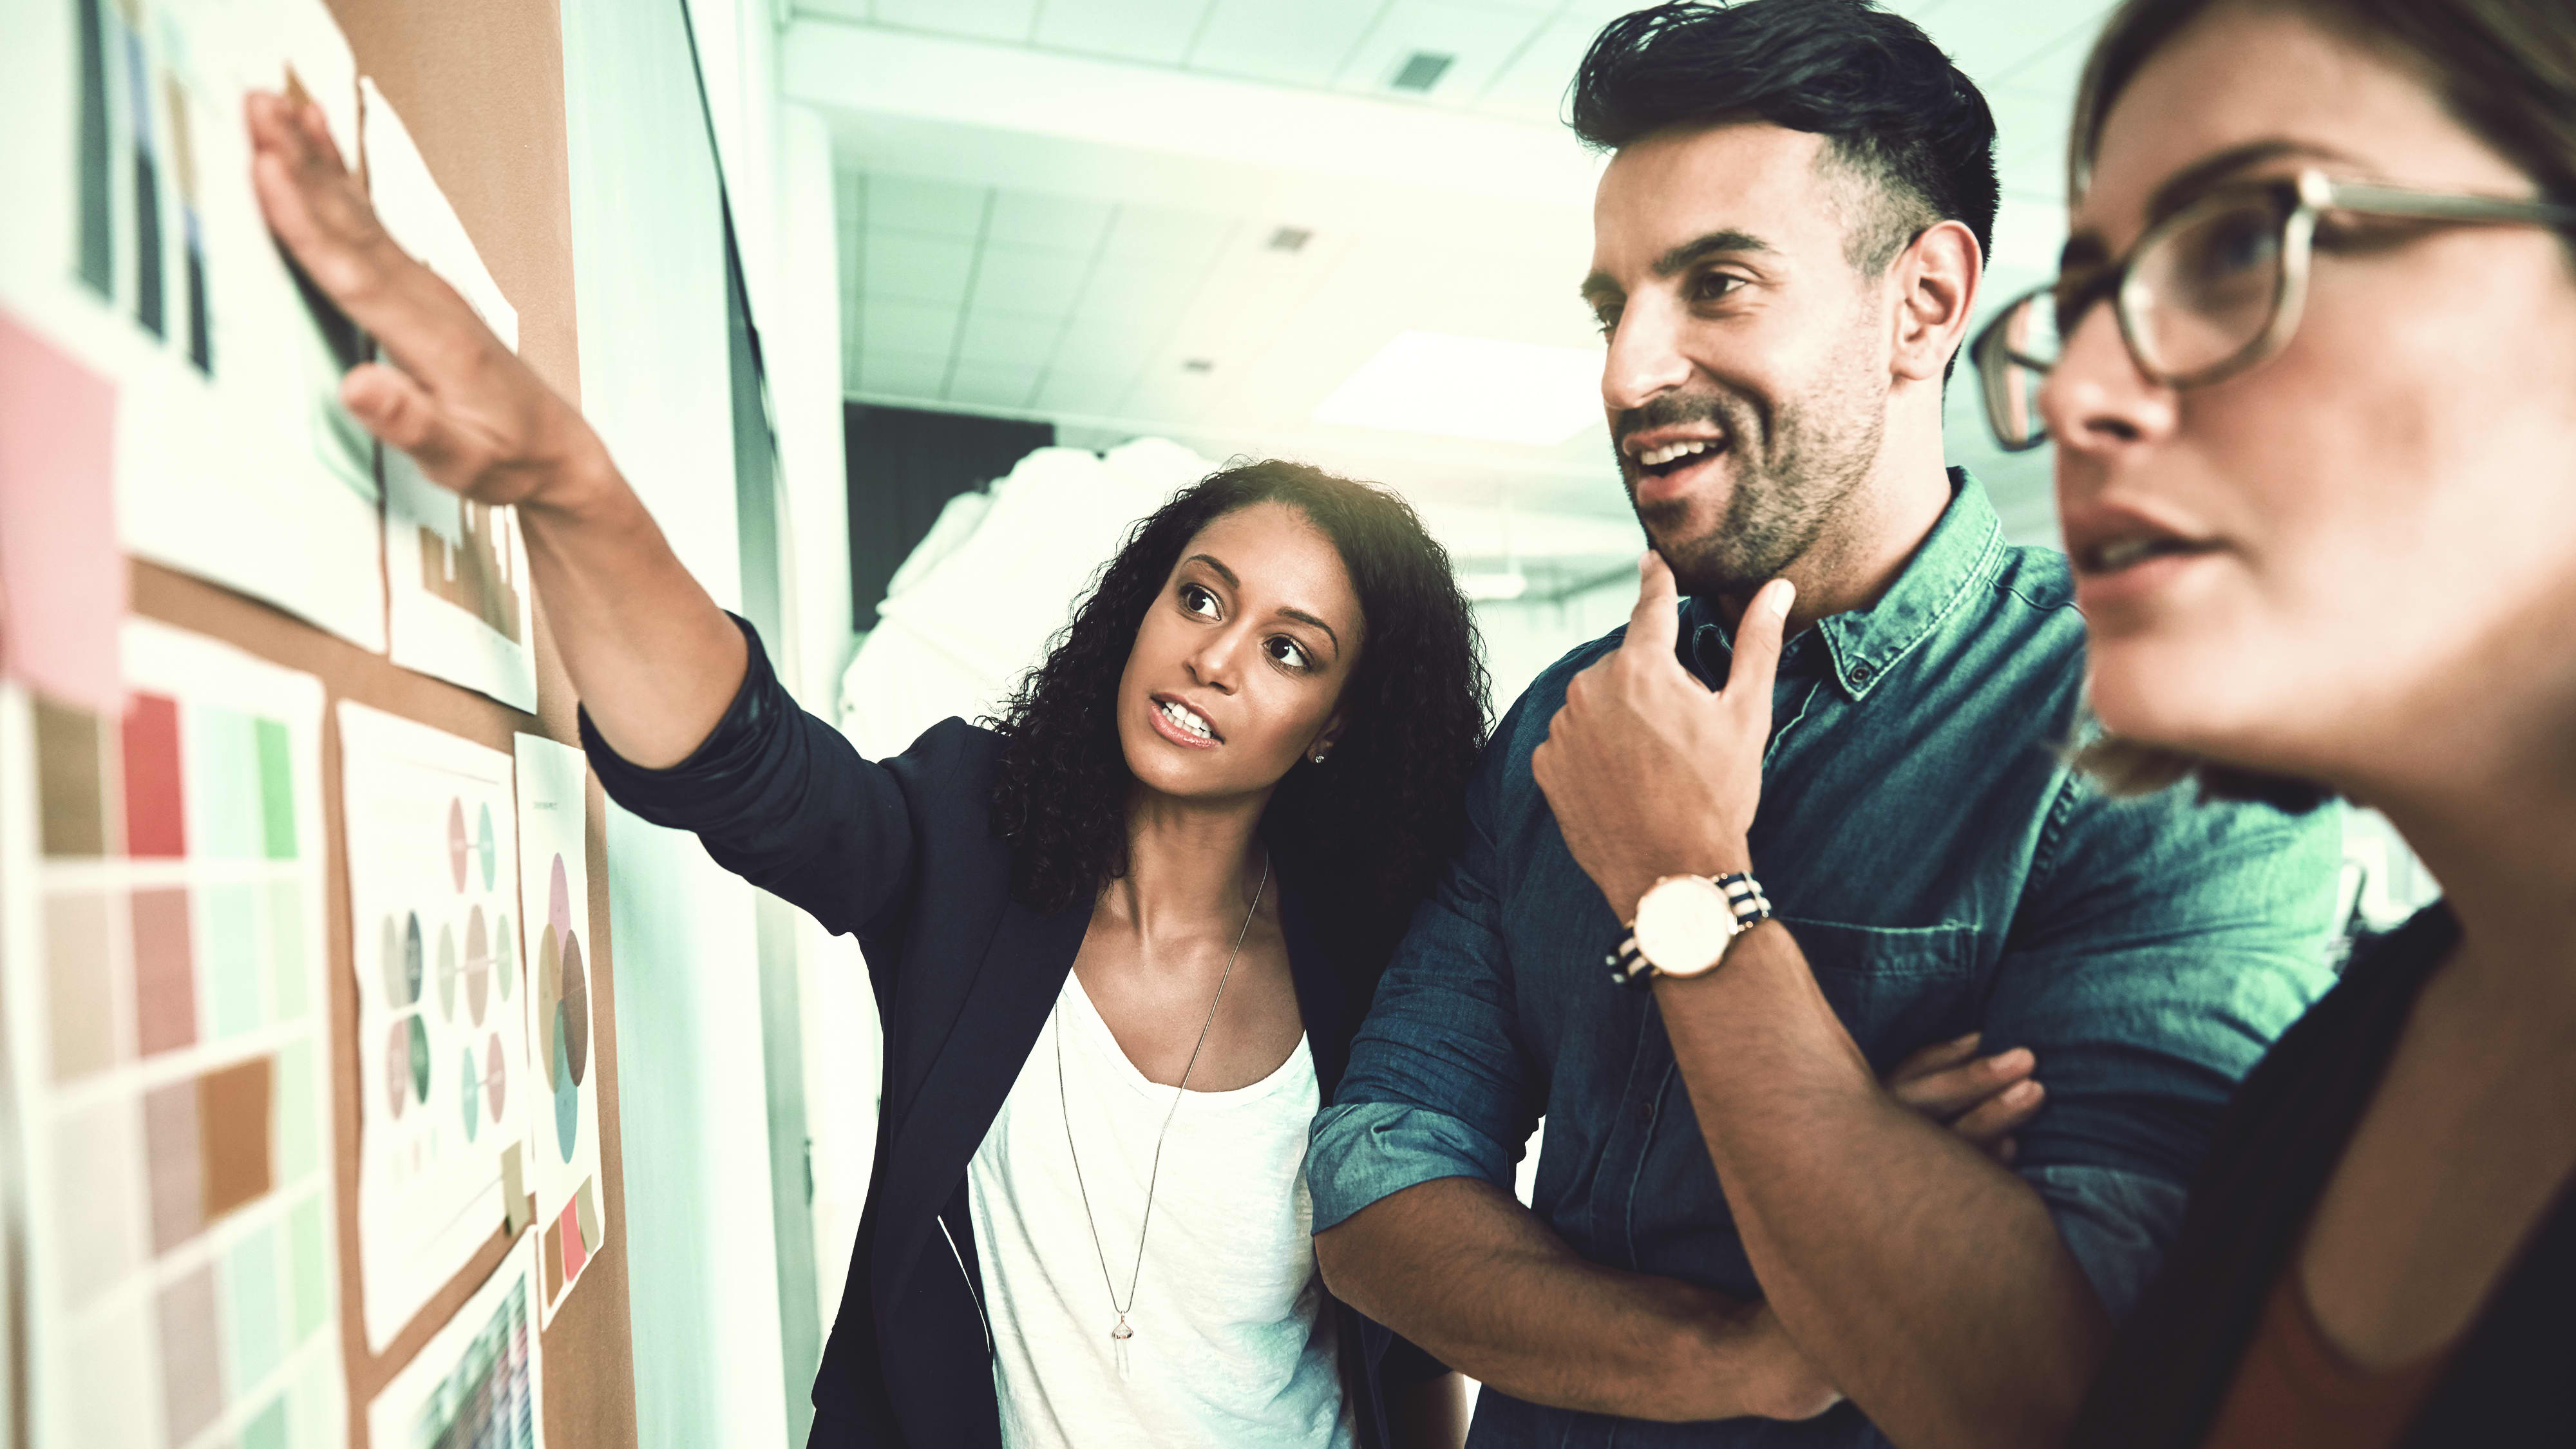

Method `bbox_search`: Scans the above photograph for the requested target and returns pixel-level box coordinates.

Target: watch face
[1633,876,1734,978]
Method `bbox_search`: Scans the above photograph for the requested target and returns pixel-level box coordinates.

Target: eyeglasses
[1971,167,2576,451]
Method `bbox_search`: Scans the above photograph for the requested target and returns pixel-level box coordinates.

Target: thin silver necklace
[1056,857,1268,1377]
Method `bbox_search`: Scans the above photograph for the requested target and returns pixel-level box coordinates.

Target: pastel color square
[222,1221,287,1400]
[203,881,263,1037]
[156,1263,227,1444]
[242,1394,289,1449]
[43,889,119,1081]
[131,886,198,1056]
[62,1294,157,1448]
[121,692,186,857]
[274,1037,319,1182]
[254,715,298,858]
[200,1056,276,1224]
[50,1097,144,1309]
[32,697,110,856]
[292,1356,339,1449]
[287,1194,328,1343]
[190,705,263,858]
[266,878,308,1020]
[143,1077,205,1253]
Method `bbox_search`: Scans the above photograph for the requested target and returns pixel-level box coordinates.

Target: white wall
[559,0,791,1444]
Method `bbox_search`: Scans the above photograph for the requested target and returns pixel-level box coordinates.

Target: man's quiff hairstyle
[1569,0,2000,276]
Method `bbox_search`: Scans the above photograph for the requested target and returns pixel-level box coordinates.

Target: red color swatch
[558,1198,589,1285]
[121,692,185,857]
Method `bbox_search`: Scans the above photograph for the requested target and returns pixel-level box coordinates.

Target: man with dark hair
[1307,3,2344,1446]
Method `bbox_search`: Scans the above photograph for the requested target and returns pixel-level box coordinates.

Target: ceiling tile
[1032,0,1215,65]
[868,0,1040,44]
[863,175,990,239]
[957,308,1068,365]
[857,351,952,396]
[1472,14,1597,123]
[1099,205,1235,266]
[1057,312,1171,371]
[863,232,978,305]
[971,244,1099,310]
[985,189,1117,251]
[795,0,875,19]
[1071,256,1197,328]
[948,360,1046,408]
[1186,0,1387,88]
[1033,363,1141,415]
[1925,5,2107,90]
[860,298,961,355]
[1332,0,1550,102]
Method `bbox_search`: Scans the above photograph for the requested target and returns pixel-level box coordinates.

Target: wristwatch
[1607,872,1774,987]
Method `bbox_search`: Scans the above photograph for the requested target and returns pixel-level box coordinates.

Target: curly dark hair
[1571,1,1999,285]
[986,460,1490,981]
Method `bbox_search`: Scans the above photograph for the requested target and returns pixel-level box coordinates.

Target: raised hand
[1531,550,1795,921]
[244,89,607,511]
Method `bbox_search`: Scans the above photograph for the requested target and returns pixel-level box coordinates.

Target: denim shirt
[1307,472,2344,1448]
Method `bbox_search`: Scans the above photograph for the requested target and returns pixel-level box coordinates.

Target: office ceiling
[790,0,2123,544]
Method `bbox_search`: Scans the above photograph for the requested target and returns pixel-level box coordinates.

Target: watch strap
[1607,871,1774,989]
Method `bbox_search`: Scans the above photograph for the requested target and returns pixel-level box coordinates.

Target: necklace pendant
[1111,1317,1134,1379]
[1110,1320,1133,1341]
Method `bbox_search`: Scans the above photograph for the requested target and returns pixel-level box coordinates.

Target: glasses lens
[1975,291,2057,450]
[2128,193,2289,379]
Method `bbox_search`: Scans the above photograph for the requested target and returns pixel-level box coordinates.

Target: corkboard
[120,1,641,1444]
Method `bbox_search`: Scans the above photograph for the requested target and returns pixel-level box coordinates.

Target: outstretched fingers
[243,91,498,404]
[1622,550,1683,659]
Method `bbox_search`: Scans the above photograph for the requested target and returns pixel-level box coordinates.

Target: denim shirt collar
[1681,467,2004,703]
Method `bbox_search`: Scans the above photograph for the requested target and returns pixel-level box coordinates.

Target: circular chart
[447,797,468,893]
[559,932,589,1087]
[385,1020,412,1118]
[384,912,424,1008]
[464,905,493,1026]
[484,1032,507,1120]
[460,1047,480,1144]
[405,1016,431,1105]
[435,920,459,1022]
[536,928,560,1078]
[553,1012,578,1162]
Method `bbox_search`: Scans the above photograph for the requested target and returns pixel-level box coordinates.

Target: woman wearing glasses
[1969,0,2576,1444]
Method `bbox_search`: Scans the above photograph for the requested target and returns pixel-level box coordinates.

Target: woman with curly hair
[240,82,1482,1448]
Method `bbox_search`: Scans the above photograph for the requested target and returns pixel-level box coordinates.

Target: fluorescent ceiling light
[1312,332,1603,447]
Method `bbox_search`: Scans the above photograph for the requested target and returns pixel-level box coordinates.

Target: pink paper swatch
[0,309,123,712]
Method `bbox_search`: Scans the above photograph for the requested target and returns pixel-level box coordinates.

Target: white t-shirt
[966,971,1356,1448]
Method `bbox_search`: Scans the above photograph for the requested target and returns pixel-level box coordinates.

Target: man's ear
[1890,218,1983,384]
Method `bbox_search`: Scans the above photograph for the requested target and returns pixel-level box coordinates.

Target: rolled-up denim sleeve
[1310,711,1545,1233]
[1982,770,2343,1319]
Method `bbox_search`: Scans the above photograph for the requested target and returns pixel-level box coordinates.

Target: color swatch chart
[513,734,606,1323]
[367,1230,545,1449]
[0,621,344,1449]
[341,702,527,1352]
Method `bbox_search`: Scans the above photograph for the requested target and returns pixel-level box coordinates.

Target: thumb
[1723,578,1796,709]
[1622,549,1683,658]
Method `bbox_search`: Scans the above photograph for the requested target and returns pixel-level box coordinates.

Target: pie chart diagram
[559,931,589,1087]
[406,1015,430,1105]
[464,905,493,1026]
[553,1011,578,1162]
[384,912,424,1008]
[460,1046,480,1143]
[447,797,468,892]
[484,1032,507,1120]
[385,1020,412,1118]
[476,802,498,891]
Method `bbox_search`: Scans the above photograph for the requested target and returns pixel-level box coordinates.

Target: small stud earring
[1311,749,1329,764]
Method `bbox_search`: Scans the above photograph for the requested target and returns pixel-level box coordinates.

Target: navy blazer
[583,620,1426,1448]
